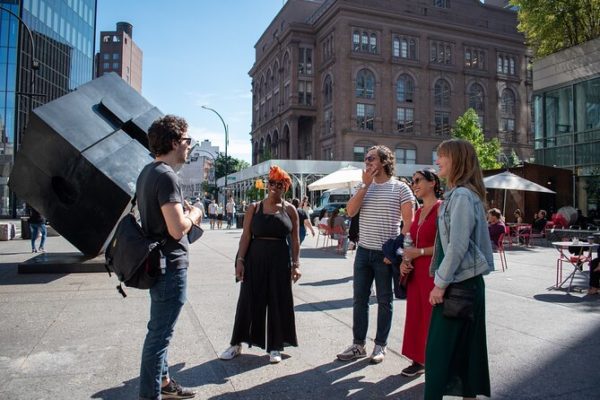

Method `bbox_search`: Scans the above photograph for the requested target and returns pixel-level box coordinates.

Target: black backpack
[348,212,359,243]
[105,197,164,297]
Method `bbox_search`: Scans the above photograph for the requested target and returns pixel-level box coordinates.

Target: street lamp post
[201,106,229,196]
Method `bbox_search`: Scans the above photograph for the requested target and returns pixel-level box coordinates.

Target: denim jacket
[430,186,494,288]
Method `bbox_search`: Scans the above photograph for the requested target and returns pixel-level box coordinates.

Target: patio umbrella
[307,165,362,192]
[483,171,556,216]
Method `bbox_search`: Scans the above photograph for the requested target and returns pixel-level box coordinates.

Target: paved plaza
[1,223,599,399]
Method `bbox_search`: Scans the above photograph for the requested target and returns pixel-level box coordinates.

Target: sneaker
[161,378,196,399]
[401,361,425,377]
[269,350,282,363]
[32,249,37,253]
[370,344,386,364]
[337,344,367,361]
[38,248,45,253]
[219,344,241,360]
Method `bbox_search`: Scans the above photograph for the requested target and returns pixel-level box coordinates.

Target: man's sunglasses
[268,180,285,189]
[180,138,192,145]
[364,155,376,162]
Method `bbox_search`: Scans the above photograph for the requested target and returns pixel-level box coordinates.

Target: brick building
[249,0,532,166]
[95,22,143,93]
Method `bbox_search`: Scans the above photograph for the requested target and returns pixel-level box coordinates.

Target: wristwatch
[420,248,425,255]
[359,183,368,190]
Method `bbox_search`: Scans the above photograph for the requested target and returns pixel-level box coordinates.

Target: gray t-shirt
[136,161,189,269]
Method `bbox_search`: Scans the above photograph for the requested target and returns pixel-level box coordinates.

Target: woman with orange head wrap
[219,165,301,364]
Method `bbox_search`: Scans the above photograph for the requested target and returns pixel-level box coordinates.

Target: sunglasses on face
[364,155,377,162]
[412,177,424,185]
[180,138,192,145]
[268,180,285,189]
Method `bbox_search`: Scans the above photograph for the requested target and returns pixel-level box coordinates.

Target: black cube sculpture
[9,73,162,256]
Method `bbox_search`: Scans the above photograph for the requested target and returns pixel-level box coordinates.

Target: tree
[511,0,600,57]
[214,153,248,179]
[451,108,502,170]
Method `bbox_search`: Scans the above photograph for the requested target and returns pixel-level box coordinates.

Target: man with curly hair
[337,145,415,364]
[137,114,201,399]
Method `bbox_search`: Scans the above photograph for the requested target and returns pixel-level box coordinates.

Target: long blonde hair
[437,139,486,202]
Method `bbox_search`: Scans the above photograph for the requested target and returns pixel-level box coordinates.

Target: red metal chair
[503,225,513,248]
[497,232,508,272]
[331,225,348,254]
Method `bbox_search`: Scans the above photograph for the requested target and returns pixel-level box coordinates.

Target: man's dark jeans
[352,246,393,347]
[139,267,187,400]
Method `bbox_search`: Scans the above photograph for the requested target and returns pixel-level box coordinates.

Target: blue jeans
[139,266,187,400]
[29,223,46,251]
[353,246,393,347]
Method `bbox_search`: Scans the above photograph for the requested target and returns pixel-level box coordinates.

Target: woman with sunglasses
[399,169,443,377]
[219,165,301,364]
[424,139,494,400]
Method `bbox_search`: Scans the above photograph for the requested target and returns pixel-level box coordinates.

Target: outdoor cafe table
[506,223,532,246]
[551,241,599,293]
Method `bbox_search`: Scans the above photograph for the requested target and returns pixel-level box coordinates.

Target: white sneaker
[269,350,282,363]
[219,344,241,360]
[370,344,386,364]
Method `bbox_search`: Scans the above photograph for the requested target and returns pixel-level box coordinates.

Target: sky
[95,0,287,162]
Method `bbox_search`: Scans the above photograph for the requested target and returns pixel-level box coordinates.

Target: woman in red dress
[400,169,443,376]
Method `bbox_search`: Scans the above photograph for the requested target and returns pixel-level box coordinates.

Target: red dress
[401,200,440,365]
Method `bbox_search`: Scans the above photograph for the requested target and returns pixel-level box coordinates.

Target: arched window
[272,130,279,158]
[353,142,375,162]
[355,69,375,99]
[500,89,516,132]
[266,69,272,90]
[468,83,485,112]
[273,61,280,85]
[283,52,290,78]
[434,79,450,108]
[323,74,333,105]
[396,74,414,103]
[395,146,416,164]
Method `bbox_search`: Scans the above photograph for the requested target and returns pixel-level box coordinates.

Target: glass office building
[0,0,96,216]
[532,37,600,212]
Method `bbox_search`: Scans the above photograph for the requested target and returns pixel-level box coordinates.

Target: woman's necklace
[418,201,435,225]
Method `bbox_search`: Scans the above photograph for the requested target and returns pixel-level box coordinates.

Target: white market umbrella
[308,166,362,192]
[483,171,556,216]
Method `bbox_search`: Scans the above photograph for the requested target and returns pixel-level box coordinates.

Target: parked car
[310,202,347,225]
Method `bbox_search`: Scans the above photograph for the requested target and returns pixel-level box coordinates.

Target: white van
[318,188,353,208]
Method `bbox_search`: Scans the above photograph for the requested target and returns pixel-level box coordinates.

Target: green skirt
[424,275,491,400]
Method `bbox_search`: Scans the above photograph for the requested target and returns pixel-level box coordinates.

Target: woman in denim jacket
[424,139,494,400]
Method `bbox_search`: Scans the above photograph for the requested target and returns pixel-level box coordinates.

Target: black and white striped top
[358,178,415,250]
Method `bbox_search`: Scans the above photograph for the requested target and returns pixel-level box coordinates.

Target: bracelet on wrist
[236,257,245,263]
[292,261,300,267]
[420,248,425,256]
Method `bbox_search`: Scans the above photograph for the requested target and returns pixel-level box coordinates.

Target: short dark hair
[148,115,188,156]
[292,198,300,208]
[368,145,395,177]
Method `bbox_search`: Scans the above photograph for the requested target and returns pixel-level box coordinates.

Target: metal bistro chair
[497,232,508,272]
[316,223,332,248]
[331,225,349,254]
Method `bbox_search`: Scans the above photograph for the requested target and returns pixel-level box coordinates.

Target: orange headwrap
[268,165,292,190]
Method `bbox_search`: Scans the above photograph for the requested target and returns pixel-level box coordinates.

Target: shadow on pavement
[496,321,600,400]
[299,276,353,287]
[91,358,424,400]
[0,263,65,285]
[300,247,348,259]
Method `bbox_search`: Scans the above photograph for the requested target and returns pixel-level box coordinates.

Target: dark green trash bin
[21,217,31,240]
[236,214,244,229]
